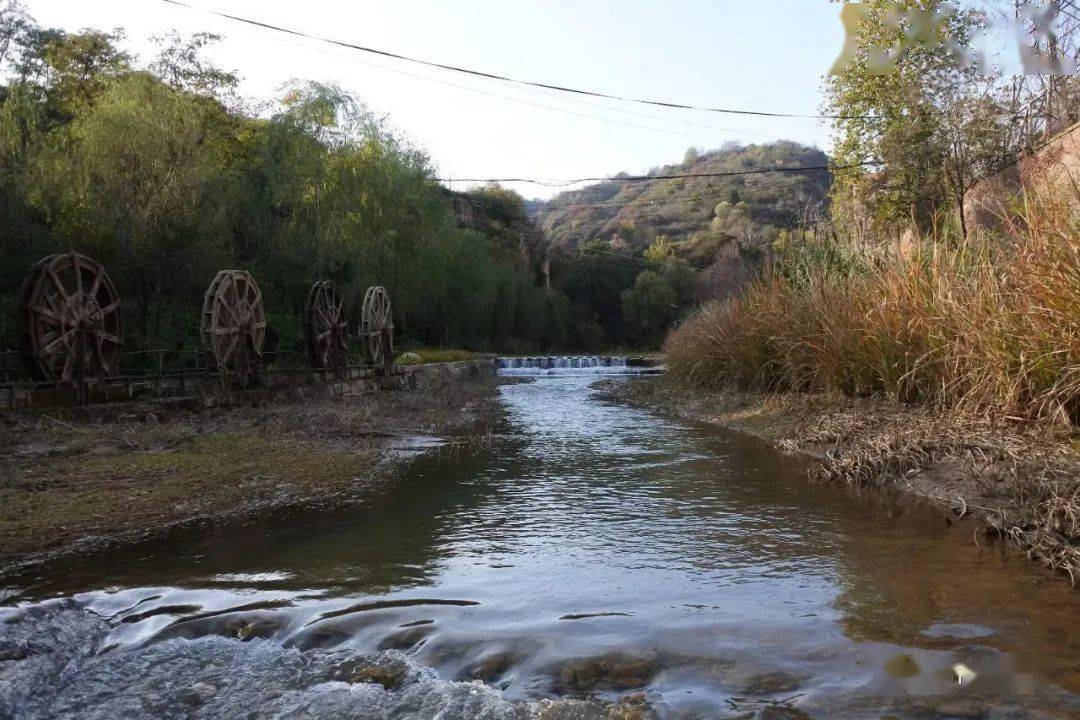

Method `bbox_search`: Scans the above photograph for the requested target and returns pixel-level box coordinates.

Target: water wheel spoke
[41,326,76,355]
[99,298,121,316]
[219,333,240,366]
[39,342,64,370]
[60,347,76,380]
[29,303,64,325]
[227,274,240,318]
[73,254,84,294]
[91,335,111,375]
[216,298,238,323]
[39,328,62,347]
[88,271,102,301]
[47,266,72,302]
[42,287,65,317]
[96,331,122,346]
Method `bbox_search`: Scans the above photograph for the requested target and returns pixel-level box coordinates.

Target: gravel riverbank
[0,375,505,576]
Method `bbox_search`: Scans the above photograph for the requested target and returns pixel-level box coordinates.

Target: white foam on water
[497,356,651,377]
[0,603,632,720]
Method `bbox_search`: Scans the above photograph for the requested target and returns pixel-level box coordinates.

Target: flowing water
[2,366,1080,719]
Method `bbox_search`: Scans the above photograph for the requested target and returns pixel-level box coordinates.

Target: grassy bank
[0,377,503,573]
[396,349,477,365]
[667,195,1079,424]
[662,193,1080,581]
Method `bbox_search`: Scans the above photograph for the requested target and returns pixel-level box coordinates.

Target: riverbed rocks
[754,707,813,720]
[178,681,218,706]
[462,651,517,683]
[605,692,660,719]
[376,624,434,651]
[555,654,660,693]
[347,661,409,690]
[737,669,804,695]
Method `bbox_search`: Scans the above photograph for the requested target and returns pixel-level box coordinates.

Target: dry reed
[667,191,1079,426]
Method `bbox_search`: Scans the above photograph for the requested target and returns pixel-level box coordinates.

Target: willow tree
[43,72,235,342]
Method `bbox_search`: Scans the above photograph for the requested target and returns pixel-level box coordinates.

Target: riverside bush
[665,192,1080,425]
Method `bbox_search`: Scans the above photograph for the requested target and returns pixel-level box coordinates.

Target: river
[2,366,1079,719]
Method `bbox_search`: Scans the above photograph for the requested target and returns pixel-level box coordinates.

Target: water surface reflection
[3,374,1079,718]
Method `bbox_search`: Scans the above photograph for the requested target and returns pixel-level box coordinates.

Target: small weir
[497,355,658,375]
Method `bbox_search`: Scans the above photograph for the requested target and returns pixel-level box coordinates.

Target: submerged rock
[556,655,660,693]
[756,706,813,720]
[178,681,218,706]
[607,692,660,720]
[348,662,408,690]
[2,604,670,720]
[738,670,803,696]
[463,652,517,683]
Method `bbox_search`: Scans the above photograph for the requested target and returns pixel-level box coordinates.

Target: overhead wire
[239,29,777,146]
[159,0,872,120]
[437,162,869,188]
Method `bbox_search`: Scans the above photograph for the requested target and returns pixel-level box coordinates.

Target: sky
[24,1,851,198]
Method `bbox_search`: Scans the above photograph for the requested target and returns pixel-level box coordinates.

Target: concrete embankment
[0,360,500,576]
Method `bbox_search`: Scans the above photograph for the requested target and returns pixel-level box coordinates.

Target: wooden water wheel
[361,285,394,374]
[305,280,348,375]
[201,270,265,386]
[16,251,123,391]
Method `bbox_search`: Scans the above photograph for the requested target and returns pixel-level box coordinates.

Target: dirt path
[604,376,1080,585]
[0,377,505,576]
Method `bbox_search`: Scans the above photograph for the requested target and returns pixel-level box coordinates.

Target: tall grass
[666,192,1080,425]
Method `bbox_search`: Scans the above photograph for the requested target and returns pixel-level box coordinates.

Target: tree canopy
[0,8,568,362]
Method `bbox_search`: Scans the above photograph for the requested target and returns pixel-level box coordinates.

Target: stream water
[2,367,1080,719]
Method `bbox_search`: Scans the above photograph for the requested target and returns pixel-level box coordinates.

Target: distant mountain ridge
[532,141,831,267]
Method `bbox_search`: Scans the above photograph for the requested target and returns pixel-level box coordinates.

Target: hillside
[533,141,831,268]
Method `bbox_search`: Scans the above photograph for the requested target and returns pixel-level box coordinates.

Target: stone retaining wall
[0,358,498,411]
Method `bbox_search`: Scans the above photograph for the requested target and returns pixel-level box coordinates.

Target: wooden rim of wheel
[200,269,265,382]
[361,285,394,372]
[17,251,123,383]
[305,280,349,373]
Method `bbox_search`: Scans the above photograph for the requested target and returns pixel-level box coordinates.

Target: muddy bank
[603,376,1080,584]
[0,371,505,576]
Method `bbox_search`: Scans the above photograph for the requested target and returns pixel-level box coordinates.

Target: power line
[268,31,785,141]
[438,163,865,188]
[256,29,773,146]
[160,0,871,121]
[537,172,829,212]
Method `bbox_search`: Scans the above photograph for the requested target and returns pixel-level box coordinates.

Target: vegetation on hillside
[534,142,831,349]
[536,142,830,260]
